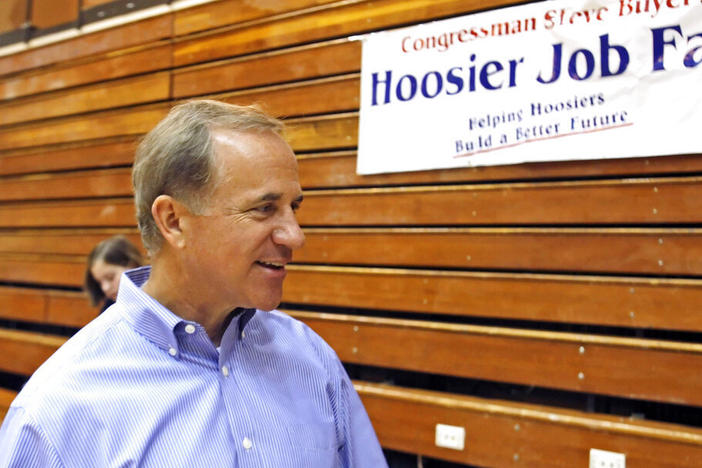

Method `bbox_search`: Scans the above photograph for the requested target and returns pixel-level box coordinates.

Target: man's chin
[251,296,282,312]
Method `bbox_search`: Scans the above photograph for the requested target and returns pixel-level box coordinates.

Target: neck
[142,253,232,346]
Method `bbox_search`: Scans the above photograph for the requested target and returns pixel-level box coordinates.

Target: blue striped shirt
[0,267,387,467]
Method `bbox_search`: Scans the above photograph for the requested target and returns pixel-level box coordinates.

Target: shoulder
[0,406,66,467]
[10,304,127,417]
[264,310,334,347]
[1,310,130,467]
[255,309,341,365]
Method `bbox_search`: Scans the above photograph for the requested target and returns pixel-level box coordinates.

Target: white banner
[357,0,702,175]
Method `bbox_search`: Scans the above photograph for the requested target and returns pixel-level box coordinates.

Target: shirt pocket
[286,423,340,463]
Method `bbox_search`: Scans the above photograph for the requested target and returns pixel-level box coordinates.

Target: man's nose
[273,214,305,250]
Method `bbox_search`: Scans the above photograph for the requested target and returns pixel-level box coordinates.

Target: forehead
[210,128,299,191]
[90,259,122,276]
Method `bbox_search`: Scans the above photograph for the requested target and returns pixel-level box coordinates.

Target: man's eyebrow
[255,193,303,203]
[258,193,282,202]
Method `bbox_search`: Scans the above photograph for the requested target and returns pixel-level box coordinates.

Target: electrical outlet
[435,423,465,450]
[589,448,626,468]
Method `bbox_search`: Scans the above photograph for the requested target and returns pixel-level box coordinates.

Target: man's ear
[151,195,190,249]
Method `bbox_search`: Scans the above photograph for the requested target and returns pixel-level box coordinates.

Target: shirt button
[241,331,246,339]
[242,437,252,450]
[168,347,177,357]
[185,324,196,334]
[221,365,230,377]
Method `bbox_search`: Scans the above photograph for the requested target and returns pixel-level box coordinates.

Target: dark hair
[84,236,143,306]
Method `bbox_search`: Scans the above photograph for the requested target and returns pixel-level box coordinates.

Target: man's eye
[255,204,274,213]
[291,202,301,212]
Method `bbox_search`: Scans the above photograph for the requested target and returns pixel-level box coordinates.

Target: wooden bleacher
[1,0,702,466]
[358,381,702,467]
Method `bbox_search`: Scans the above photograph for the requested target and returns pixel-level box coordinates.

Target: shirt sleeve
[337,361,389,468]
[0,406,66,468]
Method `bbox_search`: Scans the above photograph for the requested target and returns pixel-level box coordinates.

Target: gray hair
[132,100,283,254]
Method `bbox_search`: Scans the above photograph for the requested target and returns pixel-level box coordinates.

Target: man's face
[181,128,305,312]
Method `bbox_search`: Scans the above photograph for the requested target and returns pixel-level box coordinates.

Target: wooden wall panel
[216,75,359,118]
[284,113,358,151]
[10,144,685,191]
[173,39,360,98]
[0,329,66,375]
[0,388,16,422]
[173,0,341,36]
[82,0,119,8]
[0,229,141,256]
[1,1,701,463]
[0,254,84,286]
[0,286,95,328]
[358,383,702,467]
[297,228,702,276]
[0,198,135,228]
[0,72,171,126]
[296,312,702,405]
[1,227,699,276]
[0,105,169,150]
[46,292,98,327]
[0,168,133,201]
[297,151,702,187]
[0,105,357,153]
[0,138,137,176]
[0,287,46,323]
[283,266,702,331]
[30,0,79,30]
[299,178,702,225]
[0,43,173,101]
[3,255,700,331]
[0,0,27,34]
[0,287,95,328]
[173,0,516,66]
[0,15,171,76]
[9,177,702,229]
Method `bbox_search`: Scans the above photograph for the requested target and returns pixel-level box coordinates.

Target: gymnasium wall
[1,0,702,466]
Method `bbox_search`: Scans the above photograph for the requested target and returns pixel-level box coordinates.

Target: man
[0,100,388,467]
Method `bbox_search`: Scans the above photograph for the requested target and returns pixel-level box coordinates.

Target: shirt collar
[117,266,183,354]
[116,266,257,355]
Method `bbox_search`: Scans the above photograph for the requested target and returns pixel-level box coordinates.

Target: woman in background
[84,236,143,312]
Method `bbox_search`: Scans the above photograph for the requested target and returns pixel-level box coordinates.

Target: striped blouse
[0,266,387,467]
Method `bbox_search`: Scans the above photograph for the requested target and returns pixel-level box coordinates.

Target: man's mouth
[255,260,285,270]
